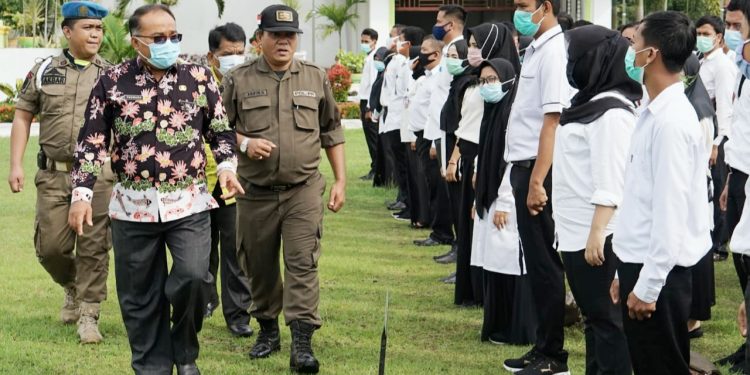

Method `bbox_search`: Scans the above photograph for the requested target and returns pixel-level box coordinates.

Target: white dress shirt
[381,54,408,134]
[359,48,378,103]
[505,25,573,162]
[454,85,484,144]
[401,69,418,143]
[408,71,432,134]
[553,92,636,252]
[613,82,712,304]
[699,48,737,145]
[424,64,449,141]
[725,56,750,175]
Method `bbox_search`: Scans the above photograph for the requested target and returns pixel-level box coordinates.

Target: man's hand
[8,165,24,193]
[68,201,93,236]
[710,145,719,167]
[429,147,437,160]
[493,211,509,230]
[720,181,729,212]
[445,161,459,182]
[245,137,276,160]
[627,292,656,320]
[610,279,620,304]
[739,301,747,337]
[218,170,245,200]
[527,182,548,216]
[328,180,346,212]
[585,228,606,266]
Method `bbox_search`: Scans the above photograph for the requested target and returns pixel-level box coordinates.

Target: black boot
[289,320,320,374]
[248,318,281,359]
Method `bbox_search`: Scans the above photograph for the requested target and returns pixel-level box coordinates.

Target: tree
[99,15,137,64]
[113,0,225,18]
[307,0,366,50]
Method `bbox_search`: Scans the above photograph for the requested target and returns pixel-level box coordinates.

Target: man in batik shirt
[68,5,243,374]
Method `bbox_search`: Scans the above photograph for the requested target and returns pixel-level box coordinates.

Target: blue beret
[62,1,108,20]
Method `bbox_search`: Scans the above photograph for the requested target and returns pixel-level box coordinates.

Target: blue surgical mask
[513,6,544,37]
[735,40,750,79]
[374,60,385,72]
[360,43,372,54]
[137,38,180,70]
[217,54,245,75]
[479,79,514,103]
[624,46,653,84]
[726,30,744,52]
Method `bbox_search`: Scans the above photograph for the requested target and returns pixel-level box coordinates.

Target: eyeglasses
[134,33,183,44]
[478,76,500,85]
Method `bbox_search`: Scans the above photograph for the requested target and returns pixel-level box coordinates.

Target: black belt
[511,160,534,169]
[250,179,307,192]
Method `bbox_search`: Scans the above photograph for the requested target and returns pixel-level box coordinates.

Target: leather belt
[48,159,73,172]
[511,160,534,169]
[251,179,307,192]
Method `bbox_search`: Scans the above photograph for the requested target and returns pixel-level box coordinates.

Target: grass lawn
[0,129,746,374]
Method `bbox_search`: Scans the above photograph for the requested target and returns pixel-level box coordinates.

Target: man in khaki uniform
[223,4,346,374]
[6,1,112,344]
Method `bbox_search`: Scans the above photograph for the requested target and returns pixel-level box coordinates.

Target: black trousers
[561,237,631,375]
[381,129,405,194]
[455,140,481,306]
[712,140,729,252]
[618,262,692,375]
[510,163,567,363]
[360,99,379,174]
[207,204,252,326]
[112,212,211,375]
[728,169,750,290]
[406,142,429,226]
[416,132,454,243]
[443,133,461,236]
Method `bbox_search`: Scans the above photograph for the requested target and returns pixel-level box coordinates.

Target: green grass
[0,130,745,374]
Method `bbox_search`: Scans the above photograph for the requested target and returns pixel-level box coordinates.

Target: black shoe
[387,201,406,211]
[435,250,457,264]
[688,326,704,339]
[393,211,411,221]
[433,244,457,260]
[176,363,200,375]
[503,348,542,372]
[717,344,746,367]
[411,222,427,229]
[228,322,254,338]
[290,320,320,374]
[440,272,456,284]
[516,355,569,375]
[414,237,449,247]
[488,333,508,345]
[204,301,219,319]
[360,171,374,181]
[249,319,281,359]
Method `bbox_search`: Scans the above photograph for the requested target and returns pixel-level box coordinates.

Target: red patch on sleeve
[26,71,33,79]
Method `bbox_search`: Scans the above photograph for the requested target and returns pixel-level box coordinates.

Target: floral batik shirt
[71,58,237,223]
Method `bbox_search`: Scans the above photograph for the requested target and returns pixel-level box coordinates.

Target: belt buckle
[270,185,287,192]
[54,160,71,172]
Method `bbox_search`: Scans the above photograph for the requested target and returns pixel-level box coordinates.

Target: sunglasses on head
[135,33,183,44]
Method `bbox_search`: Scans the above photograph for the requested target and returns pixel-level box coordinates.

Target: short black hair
[557,12,574,31]
[640,11,696,73]
[618,21,639,33]
[572,19,592,29]
[535,0,561,16]
[696,15,725,35]
[392,24,406,34]
[400,26,425,46]
[61,18,80,29]
[208,23,246,52]
[438,5,467,25]
[128,4,175,35]
[727,0,750,21]
[361,28,378,41]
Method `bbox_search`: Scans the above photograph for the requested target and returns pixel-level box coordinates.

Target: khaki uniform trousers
[237,172,325,327]
[34,162,113,303]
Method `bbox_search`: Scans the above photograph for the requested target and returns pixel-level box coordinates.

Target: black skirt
[690,249,715,321]
[454,140,481,306]
[481,271,538,345]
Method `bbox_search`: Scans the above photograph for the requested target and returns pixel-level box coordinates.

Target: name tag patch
[122,94,144,101]
[293,90,316,98]
[245,89,268,98]
[41,67,66,86]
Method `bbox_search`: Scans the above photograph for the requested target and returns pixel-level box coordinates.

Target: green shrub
[336,50,365,74]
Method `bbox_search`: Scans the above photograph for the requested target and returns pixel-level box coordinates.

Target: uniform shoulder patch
[20,71,34,94]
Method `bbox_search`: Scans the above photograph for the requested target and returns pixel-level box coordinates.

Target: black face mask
[418,51,435,68]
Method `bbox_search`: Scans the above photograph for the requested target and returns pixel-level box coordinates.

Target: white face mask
[217,54,246,75]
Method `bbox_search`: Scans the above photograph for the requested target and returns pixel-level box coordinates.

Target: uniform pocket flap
[292,96,319,110]
[242,96,271,110]
[40,84,65,96]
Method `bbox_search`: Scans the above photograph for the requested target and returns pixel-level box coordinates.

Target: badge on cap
[276,10,293,22]
[78,5,89,17]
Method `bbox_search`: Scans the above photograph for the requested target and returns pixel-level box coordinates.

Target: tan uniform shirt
[16,52,109,162]
[223,57,345,186]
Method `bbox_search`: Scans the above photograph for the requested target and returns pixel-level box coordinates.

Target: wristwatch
[240,137,251,153]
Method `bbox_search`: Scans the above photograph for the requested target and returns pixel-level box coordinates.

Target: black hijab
[368,47,389,113]
[683,54,715,121]
[440,39,475,134]
[467,22,521,73]
[560,25,642,125]
[475,58,518,219]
